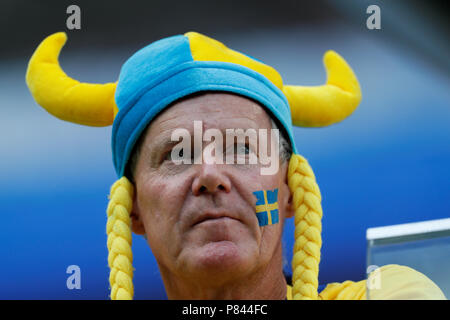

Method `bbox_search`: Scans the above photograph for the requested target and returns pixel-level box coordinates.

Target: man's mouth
[192,212,240,227]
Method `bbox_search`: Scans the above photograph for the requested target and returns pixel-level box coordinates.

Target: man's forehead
[147,92,271,135]
[165,92,265,116]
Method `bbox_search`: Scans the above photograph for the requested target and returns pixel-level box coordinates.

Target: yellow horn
[282,50,362,127]
[26,32,118,127]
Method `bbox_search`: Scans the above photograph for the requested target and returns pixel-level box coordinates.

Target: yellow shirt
[286,264,446,300]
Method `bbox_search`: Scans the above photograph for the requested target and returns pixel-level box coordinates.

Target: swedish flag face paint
[253,189,279,226]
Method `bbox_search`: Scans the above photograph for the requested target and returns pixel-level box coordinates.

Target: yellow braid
[106,176,135,300]
[288,154,323,300]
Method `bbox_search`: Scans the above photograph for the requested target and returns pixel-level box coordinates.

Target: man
[26,31,445,300]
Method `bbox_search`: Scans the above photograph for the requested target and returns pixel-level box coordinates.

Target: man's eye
[235,144,251,155]
[164,148,183,161]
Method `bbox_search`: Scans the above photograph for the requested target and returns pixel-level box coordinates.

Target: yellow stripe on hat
[185,31,283,89]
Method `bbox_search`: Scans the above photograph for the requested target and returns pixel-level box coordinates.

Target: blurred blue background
[0,0,448,299]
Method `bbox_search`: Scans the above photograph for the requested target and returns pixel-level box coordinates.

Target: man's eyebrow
[148,132,183,154]
[147,124,261,153]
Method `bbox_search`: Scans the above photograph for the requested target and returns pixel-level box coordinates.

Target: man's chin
[186,240,256,280]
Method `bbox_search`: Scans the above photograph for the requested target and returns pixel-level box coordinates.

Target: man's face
[131,92,293,287]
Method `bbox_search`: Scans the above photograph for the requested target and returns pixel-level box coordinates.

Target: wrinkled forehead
[146,91,274,137]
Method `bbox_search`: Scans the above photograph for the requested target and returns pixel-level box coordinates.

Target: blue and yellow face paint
[253,189,279,226]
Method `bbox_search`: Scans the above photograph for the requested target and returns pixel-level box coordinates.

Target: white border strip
[366,218,450,240]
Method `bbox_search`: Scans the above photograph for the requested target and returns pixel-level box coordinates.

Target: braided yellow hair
[288,154,323,300]
[106,177,135,300]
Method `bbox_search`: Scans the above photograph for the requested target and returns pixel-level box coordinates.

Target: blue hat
[112,33,298,177]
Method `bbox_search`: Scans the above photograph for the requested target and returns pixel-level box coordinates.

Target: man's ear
[285,193,295,219]
[282,161,295,219]
[130,188,146,235]
[284,185,295,219]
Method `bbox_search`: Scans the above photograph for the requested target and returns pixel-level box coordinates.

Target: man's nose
[191,163,231,196]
